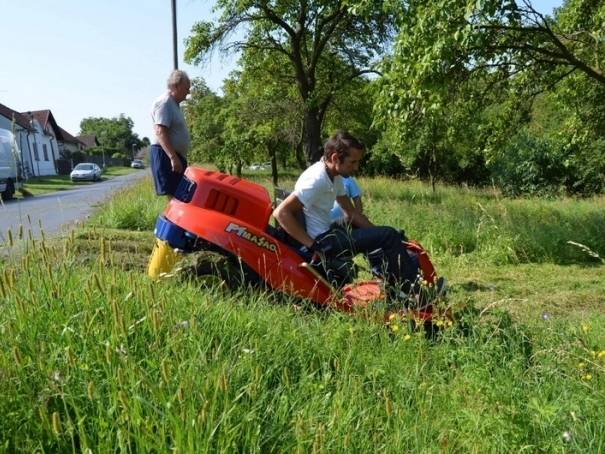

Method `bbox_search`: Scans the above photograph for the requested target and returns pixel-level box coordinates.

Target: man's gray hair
[167,70,189,88]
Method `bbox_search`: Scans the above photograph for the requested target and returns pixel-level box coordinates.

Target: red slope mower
[148,166,451,325]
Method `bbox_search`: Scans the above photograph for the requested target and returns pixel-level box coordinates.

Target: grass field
[1,169,604,453]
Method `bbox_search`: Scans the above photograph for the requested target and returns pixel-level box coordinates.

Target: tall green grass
[1,173,604,452]
[359,177,604,265]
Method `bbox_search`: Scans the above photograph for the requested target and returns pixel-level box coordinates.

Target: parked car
[249,163,260,170]
[70,163,102,182]
[131,159,144,169]
[261,162,271,170]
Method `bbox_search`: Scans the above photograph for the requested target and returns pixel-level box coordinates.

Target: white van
[0,128,24,200]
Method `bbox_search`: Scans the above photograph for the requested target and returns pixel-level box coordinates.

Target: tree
[363,0,605,170]
[371,0,605,116]
[196,66,305,181]
[79,115,145,156]
[184,0,395,165]
[181,78,226,166]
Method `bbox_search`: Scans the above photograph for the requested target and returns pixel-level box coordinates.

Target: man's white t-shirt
[150,92,191,157]
[293,161,346,239]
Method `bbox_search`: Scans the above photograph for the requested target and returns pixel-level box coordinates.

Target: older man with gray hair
[149,69,191,201]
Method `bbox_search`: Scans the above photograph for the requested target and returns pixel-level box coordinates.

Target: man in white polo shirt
[273,130,420,302]
[149,69,191,202]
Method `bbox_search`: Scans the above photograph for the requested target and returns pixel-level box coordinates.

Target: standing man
[150,70,191,201]
[273,131,421,303]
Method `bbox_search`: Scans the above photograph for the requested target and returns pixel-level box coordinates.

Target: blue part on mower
[153,215,189,250]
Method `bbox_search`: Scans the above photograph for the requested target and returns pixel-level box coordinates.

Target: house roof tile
[19,109,65,140]
[76,135,99,148]
[58,127,85,146]
[0,103,35,132]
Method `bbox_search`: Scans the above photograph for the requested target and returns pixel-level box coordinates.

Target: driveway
[0,169,150,243]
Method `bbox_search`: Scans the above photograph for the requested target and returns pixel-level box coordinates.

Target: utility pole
[171,0,178,70]
[100,131,107,169]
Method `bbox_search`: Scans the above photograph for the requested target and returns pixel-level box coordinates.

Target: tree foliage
[181,78,225,166]
[355,0,605,194]
[371,0,605,123]
[184,0,395,165]
[79,115,145,155]
[178,0,605,196]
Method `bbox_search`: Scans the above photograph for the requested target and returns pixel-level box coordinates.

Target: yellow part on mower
[148,239,181,278]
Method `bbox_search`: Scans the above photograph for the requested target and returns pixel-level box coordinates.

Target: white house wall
[26,120,57,177]
[16,131,34,178]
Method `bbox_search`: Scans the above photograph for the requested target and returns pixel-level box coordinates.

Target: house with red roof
[58,127,86,155]
[19,109,64,176]
[0,105,75,177]
[1,103,104,176]
[0,103,38,177]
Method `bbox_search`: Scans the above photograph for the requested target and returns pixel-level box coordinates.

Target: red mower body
[149,167,447,323]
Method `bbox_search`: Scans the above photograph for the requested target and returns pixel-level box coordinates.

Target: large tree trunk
[303,108,323,166]
[295,122,306,170]
[295,142,305,170]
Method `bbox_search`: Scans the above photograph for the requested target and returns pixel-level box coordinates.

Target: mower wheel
[176,250,243,291]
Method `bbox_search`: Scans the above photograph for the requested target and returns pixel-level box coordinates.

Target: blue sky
[1,0,562,140]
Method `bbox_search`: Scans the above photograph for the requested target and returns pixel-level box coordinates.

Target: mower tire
[177,250,244,291]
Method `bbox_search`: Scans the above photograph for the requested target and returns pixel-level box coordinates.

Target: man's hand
[170,156,183,173]
[310,237,335,259]
[155,124,183,173]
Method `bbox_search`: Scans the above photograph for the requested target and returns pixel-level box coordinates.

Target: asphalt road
[0,169,150,243]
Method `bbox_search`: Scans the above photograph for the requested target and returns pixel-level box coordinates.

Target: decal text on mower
[225,222,277,252]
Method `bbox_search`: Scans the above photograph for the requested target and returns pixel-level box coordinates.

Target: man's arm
[273,193,315,249]
[336,195,373,228]
[155,124,183,173]
[352,195,363,213]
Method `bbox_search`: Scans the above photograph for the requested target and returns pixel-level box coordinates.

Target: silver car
[70,163,102,182]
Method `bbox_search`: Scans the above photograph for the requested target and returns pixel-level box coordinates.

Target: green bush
[565,137,605,195]
[490,131,569,197]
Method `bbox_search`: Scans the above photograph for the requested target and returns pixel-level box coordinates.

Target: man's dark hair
[323,131,365,163]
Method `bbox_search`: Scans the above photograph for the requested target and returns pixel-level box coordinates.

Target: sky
[1,0,562,140]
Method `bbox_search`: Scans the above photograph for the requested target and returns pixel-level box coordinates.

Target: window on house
[43,144,49,161]
[33,142,39,161]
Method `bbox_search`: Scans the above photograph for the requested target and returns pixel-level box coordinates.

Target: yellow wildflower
[404,334,411,341]
[578,362,585,369]
[390,325,399,332]
[389,314,396,321]
[436,320,444,327]
[582,325,589,333]
[446,320,453,327]
[582,374,592,381]
[598,350,605,358]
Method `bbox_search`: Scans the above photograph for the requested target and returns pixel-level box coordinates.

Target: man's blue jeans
[314,225,417,294]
